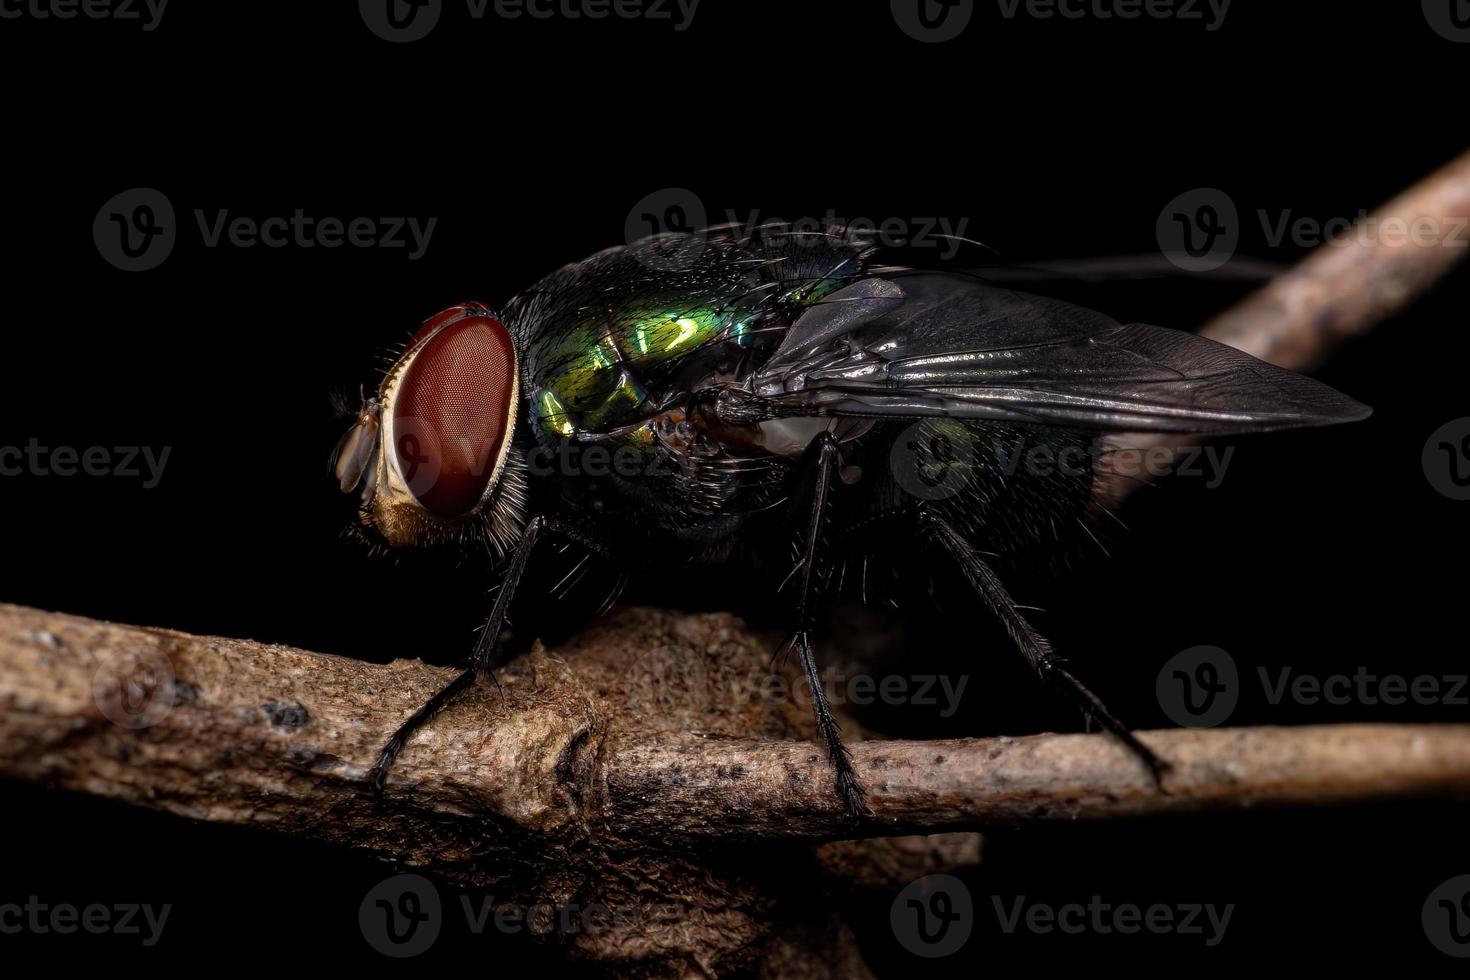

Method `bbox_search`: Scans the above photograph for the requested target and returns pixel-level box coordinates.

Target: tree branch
[5,601,1468,846]
[1097,149,1470,504]
[1201,149,1470,370]
[4,601,1468,974]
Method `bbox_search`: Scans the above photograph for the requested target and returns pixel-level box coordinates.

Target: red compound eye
[408,302,497,348]
[392,309,516,519]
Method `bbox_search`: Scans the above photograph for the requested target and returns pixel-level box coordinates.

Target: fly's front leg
[921,509,1170,786]
[787,432,870,822]
[369,515,611,792]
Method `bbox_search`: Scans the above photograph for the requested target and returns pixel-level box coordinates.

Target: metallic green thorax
[505,232,867,445]
[529,301,748,438]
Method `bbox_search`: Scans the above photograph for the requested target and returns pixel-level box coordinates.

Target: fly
[332,225,1371,821]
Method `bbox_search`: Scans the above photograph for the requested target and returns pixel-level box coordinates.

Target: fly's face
[333,303,528,554]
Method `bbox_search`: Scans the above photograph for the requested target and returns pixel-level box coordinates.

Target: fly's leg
[921,509,1170,786]
[787,432,870,822]
[369,515,611,792]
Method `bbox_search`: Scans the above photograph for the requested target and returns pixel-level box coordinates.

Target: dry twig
[1098,149,1470,504]
[2,603,1467,975]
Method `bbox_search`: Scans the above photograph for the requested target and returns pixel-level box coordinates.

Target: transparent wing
[750,274,1370,434]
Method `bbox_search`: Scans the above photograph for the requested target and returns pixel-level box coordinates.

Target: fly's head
[333,303,528,556]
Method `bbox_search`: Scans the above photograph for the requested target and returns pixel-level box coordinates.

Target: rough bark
[3,602,1468,975]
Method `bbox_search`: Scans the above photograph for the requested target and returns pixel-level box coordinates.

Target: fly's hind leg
[921,508,1170,786]
[786,432,870,823]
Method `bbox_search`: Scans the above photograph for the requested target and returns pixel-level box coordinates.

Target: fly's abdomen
[862,419,1100,568]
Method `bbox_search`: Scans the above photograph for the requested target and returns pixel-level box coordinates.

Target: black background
[1,0,1467,973]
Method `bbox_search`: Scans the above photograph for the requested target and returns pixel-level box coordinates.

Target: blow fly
[332,225,1369,819]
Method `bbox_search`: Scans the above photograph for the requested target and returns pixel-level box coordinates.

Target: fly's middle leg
[785,432,871,823]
